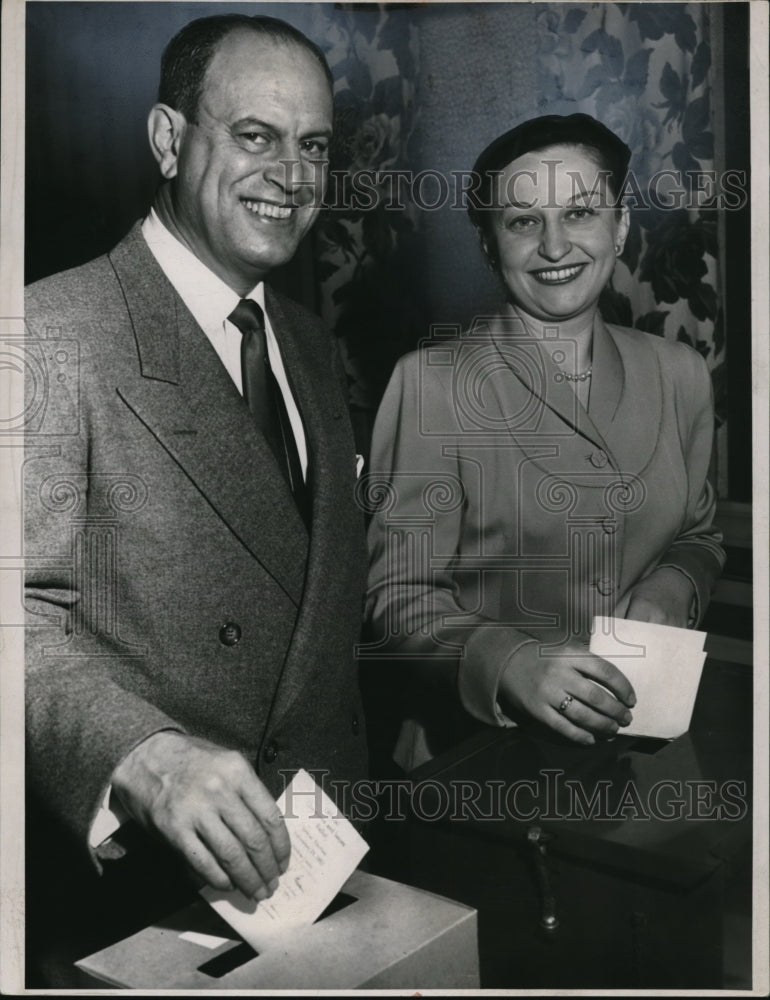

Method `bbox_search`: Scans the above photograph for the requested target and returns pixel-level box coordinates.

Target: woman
[364,114,725,769]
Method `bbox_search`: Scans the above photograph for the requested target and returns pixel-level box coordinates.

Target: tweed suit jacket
[24,223,368,850]
[365,310,725,767]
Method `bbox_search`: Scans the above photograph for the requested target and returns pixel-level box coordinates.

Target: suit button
[263,741,279,764]
[352,715,360,735]
[219,622,242,646]
[596,577,615,595]
[602,519,618,534]
[588,449,608,468]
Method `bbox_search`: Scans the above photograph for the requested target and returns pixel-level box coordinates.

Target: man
[24,14,367,983]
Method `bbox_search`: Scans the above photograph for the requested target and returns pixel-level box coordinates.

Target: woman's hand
[625,566,695,628]
[498,640,636,744]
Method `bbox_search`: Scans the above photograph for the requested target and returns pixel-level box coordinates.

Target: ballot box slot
[316,889,357,921]
[625,736,670,755]
[198,941,258,978]
[196,891,359,978]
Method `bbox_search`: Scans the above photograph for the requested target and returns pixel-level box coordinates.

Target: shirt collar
[141,208,266,338]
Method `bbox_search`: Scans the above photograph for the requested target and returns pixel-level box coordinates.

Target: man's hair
[158,14,333,122]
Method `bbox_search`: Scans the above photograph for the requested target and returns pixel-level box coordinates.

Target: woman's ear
[147,104,186,180]
[614,205,631,256]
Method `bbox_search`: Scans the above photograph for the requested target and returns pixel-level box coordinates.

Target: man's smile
[241,197,295,220]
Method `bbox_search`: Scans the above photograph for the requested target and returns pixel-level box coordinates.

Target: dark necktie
[228,298,309,526]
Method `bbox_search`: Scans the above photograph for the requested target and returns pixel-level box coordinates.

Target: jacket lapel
[108,224,309,607]
[263,288,317,499]
[586,315,623,437]
[262,288,362,722]
[484,311,662,475]
[597,320,663,475]
[484,312,609,453]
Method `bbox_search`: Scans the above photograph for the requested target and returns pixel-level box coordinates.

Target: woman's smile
[529,263,587,284]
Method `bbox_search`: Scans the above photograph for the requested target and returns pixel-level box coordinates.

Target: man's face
[162,30,332,293]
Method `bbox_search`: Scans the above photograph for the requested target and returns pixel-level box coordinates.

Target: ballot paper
[589,616,707,739]
[201,769,369,950]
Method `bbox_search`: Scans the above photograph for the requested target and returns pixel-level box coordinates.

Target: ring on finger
[558,694,574,714]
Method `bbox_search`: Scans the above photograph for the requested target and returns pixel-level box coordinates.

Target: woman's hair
[467,113,632,248]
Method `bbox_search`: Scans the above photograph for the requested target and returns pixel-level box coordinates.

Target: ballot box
[75,869,479,989]
[403,657,753,989]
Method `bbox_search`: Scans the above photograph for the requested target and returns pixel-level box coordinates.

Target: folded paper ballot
[589,616,707,739]
[201,769,369,951]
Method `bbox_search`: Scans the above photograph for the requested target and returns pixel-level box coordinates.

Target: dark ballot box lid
[403,657,753,990]
[408,657,752,889]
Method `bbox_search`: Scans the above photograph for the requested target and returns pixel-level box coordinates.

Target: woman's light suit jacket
[364,311,725,766]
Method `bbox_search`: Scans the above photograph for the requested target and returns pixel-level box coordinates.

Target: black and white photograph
[1,0,768,993]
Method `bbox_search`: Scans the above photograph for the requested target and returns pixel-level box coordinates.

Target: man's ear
[148,104,186,180]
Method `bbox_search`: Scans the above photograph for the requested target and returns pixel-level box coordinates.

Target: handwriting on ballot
[201,769,369,950]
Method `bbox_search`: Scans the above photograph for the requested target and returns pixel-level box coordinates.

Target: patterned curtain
[310,5,426,428]
[535,3,726,460]
[305,3,729,482]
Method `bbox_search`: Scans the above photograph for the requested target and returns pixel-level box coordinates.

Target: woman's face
[486,144,629,323]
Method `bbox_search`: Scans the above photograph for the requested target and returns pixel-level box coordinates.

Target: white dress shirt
[89,211,311,849]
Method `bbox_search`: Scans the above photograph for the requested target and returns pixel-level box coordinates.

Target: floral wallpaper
[310,5,427,433]
[306,3,731,479]
[535,3,725,428]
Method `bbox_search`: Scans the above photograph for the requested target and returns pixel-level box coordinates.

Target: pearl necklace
[559,367,592,382]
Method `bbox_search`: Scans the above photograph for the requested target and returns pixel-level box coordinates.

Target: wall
[414,3,541,329]
[24,2,751,497]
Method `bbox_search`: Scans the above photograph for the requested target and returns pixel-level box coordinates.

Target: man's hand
[625,566,695,628]
[499,640,636,744]
[112,731,290,899]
